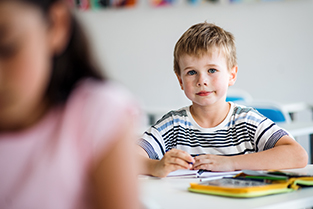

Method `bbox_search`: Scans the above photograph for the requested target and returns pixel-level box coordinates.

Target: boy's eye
[208,68,217,73]
[187,70,196,75]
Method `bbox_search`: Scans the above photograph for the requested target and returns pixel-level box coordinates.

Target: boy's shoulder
[153,106,190,127]
[231,102,266,121]
[164,106,189,117]
[232,103,256,115]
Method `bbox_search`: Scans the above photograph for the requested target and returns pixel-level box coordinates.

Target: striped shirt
[138,102,290,160]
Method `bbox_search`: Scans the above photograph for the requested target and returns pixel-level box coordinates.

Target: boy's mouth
[196,91,213,96]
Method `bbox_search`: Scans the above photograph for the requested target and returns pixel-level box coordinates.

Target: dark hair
[13,0,105,105]
[48,15,105,105]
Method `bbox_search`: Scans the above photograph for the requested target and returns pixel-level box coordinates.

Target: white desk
[139,165,313,209]
[280,122,313,138]
[279,101,308,116]
[278,101,309,121]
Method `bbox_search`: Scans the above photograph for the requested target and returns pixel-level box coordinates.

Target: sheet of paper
[166,169,241,179]
[200,170,241,179]
[167,169,199,178]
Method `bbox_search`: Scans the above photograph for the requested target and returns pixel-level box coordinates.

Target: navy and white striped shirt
[138,102,290,160]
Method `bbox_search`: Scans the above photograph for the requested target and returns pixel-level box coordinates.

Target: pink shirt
[0,79,138,209]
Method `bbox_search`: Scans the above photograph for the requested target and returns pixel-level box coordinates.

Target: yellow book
[188,170,313,198]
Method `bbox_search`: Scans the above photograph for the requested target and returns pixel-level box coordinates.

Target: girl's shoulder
[66,78,138,117]
[62,78,139,138]
[72,79,134,105]
[61,78,139,158]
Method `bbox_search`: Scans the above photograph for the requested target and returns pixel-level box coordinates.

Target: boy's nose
[197,74,208,86]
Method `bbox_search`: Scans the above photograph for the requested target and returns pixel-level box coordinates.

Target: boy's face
[176,49,237,108]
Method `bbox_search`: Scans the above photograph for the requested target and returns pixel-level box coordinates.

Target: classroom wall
[76,0,313,114]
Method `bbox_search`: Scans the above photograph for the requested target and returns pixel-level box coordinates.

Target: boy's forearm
[232,143,308,170]
[138,154,159,176]
[137,146,158,176]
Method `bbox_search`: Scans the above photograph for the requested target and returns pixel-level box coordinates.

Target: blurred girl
[0,0,140,208]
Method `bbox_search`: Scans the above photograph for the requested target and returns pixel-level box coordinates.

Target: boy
[137,22,308,178]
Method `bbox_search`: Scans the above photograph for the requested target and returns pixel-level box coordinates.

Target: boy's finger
[194,154,210,160]
[168,157,193,169]
[171,163,192,171]
[163,164,193,177]
[170,149,194,163]
[193,164,211,171]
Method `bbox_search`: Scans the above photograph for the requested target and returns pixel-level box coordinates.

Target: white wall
[76,0,313,112]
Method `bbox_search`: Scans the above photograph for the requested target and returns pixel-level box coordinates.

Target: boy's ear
[228,65,238,87]
[48,1,71,56]
[175,72,184,90]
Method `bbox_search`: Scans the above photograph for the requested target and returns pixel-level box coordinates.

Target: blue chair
[248,101,291,124]
[226,89,253,103]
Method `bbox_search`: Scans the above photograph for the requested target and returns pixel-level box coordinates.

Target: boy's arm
[193,135,308,171]
[232,135,308,170]
[138,146,194,178]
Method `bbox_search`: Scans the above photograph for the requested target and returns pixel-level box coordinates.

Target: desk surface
[139,165,313,209]
[280,122,313,137]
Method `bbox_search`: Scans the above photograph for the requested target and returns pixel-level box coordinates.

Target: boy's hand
[193,154,235,171]
[153,149,194,178]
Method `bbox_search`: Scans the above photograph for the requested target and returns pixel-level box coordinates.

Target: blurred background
[74,0,313,160]
[75,0,313,110]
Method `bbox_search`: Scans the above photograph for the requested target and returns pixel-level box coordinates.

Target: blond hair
[173,22,237,75]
